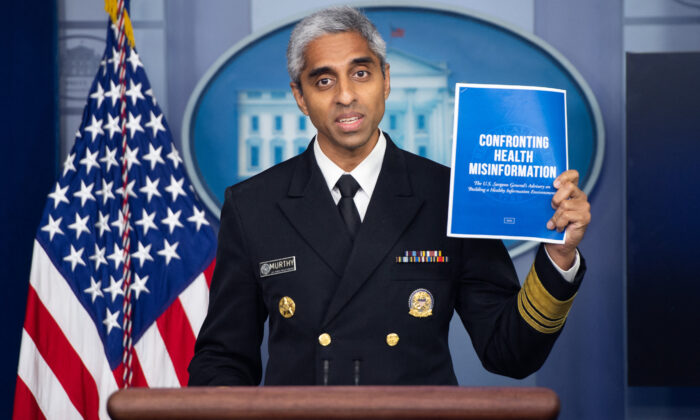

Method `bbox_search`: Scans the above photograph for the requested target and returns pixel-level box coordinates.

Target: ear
[290,82,308,115]
[383,63,391,100]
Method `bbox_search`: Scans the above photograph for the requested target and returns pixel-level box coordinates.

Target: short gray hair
[287,6,387,85]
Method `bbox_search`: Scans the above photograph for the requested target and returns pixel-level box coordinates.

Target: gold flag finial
[104,0,135,48]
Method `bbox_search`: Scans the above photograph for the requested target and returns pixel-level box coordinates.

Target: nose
[335,76,356,106]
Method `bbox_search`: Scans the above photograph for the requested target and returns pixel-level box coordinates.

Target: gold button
[386,333,399,347]
[318,333,331,346]
[278,296,295,318]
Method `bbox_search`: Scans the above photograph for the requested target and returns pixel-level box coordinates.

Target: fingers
[547,169,590,235]
[548,204,591,232]
[545,170,591,251]
[551,182,576,209]
[554,169,579,189]
[551,170,584,209]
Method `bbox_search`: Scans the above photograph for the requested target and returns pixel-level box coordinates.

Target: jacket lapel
[322,138,423,326]
[278,144,354,278]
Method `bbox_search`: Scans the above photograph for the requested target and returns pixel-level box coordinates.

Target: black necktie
[336,174,362,239]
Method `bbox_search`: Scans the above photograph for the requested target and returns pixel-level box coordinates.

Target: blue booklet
[447,84,568,243]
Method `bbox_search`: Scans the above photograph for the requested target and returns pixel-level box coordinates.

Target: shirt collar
[313,130,387,197]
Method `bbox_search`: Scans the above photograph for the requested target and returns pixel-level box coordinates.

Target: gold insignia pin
[278,296,296,318]
[408,288,434,318]
[386,333,399,347]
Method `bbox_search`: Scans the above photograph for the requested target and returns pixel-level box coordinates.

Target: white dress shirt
[312,130,579,282]
[313,130,386,221]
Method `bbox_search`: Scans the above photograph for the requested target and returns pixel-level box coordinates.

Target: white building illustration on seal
[237,48,455,179]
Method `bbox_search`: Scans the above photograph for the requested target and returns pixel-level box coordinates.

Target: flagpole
[113,0,135,388]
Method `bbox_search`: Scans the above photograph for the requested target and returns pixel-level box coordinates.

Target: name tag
[259,256,296,278]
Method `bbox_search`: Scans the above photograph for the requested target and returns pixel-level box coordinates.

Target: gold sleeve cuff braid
[105,0,135,48]
[517,264,576,334]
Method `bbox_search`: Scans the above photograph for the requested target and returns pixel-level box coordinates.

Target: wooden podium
[107,386,559,420]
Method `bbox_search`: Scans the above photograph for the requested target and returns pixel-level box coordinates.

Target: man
[188,6,590,386]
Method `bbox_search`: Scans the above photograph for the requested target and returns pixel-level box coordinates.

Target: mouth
[335,113,364,131]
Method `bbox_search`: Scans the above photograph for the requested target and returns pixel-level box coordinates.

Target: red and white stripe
[13,241,213,419]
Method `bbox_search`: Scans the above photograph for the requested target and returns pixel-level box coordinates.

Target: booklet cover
[447,83,568,243]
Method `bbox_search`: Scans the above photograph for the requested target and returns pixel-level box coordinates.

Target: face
[290,31,390,163]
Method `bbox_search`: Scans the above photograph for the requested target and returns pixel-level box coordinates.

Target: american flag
[390,26,405,38]
[13,2,216,418]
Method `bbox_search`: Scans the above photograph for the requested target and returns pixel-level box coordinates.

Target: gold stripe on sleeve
[517,264,576,334]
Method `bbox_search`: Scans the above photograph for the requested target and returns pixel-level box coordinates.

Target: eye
[316,78,334,88]
[355,70,369,79]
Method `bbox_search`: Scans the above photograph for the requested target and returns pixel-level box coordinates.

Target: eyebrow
[306,56,377,79]
[351,56,375,66]
[307,66,333,80]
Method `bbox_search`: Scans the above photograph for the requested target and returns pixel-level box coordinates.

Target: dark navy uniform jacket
[188,136,584,386]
